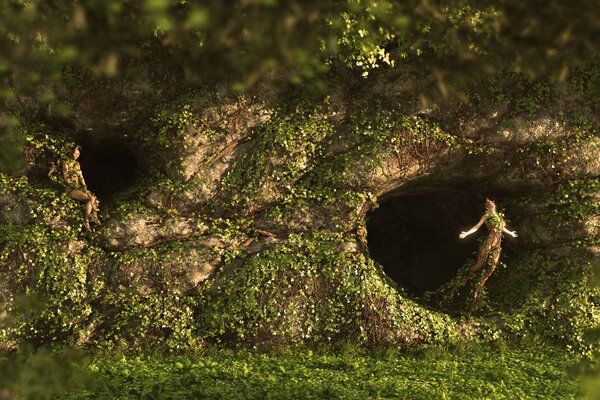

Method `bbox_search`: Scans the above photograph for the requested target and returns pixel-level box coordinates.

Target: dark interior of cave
[366,192,518,296]
[76,138,141,201]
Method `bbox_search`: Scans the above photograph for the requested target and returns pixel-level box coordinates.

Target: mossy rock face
[1,68,599,354]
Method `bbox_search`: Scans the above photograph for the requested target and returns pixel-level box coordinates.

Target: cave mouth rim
[365,190,521,297]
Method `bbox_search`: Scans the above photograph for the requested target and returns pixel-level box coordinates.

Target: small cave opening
[366,191,518,296]
[76,137,141,202]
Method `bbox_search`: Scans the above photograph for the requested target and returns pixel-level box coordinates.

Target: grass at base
[61,344,585,400]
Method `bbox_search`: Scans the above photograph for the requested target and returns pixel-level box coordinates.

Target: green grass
[54,344,587,400]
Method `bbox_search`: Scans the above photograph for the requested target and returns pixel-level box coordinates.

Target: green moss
[0,225,105,347]
[0,173,82,227]
[483,73,555,119]
[221,106,334,208]
[59,345,583,399]
[136,94,201,152]
[264,187,373,232]
[541,178,600,223]
[567,58,600,130]
[150,104,196,149]
[134,91,228,180]
[196,231,458,347]
[490,253,600,357]
[304,112,457,188]
[96,284,199,351]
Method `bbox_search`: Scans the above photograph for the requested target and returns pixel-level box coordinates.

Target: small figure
[49,145,100,230]
[458,198,517,311]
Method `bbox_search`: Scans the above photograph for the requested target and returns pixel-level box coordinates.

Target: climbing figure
[49,145,100,231]
[458,198,517,312]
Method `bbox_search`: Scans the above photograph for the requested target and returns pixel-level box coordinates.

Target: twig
[256,229,276,237]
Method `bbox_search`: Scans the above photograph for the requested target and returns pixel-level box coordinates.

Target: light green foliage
[136,91,240,181]
[542,178,600,223]
[480,73,554,120]
[336,11,398,77]
[490,253,600,357]
[0,174,80,225]
[108,199,160,221]
[2,0,599,173]
[96,244,199,351]
[197,232,455,346]
[135,100,203,179]
[1,162,105,348]
[568,59,600,130]
[480,65,598,134]
[523,132,596,173]
[0,225,104,346]
[59,345,583,399]
[140,102,198,151]
[265,187,372,231]
[2,91,597,355]
[305,112,456,188]
[0,168,197,350]
[0,210,203,351]
[221,106,333,207]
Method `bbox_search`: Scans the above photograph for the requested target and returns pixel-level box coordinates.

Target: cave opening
[76,137,141,202]
[366,191,517,296]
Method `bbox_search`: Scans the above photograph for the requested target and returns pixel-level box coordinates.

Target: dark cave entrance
[366,191,516,296]
[76,138,141,201]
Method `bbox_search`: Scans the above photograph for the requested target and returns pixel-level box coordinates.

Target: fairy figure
[457,198,517,311]
[48,145,100,230]
[432,198,517,313]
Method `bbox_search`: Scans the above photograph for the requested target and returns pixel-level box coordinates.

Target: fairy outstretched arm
[459,214,487,239]
[502,226,518,237]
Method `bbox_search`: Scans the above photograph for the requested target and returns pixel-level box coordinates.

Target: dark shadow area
[77,138,141,201]
[367,193,506,295]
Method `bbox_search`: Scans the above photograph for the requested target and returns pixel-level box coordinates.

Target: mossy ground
[5,344,584,400]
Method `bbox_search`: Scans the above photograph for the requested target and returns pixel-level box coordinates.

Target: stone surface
[0,193,33,225]
[100,215,209,250]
